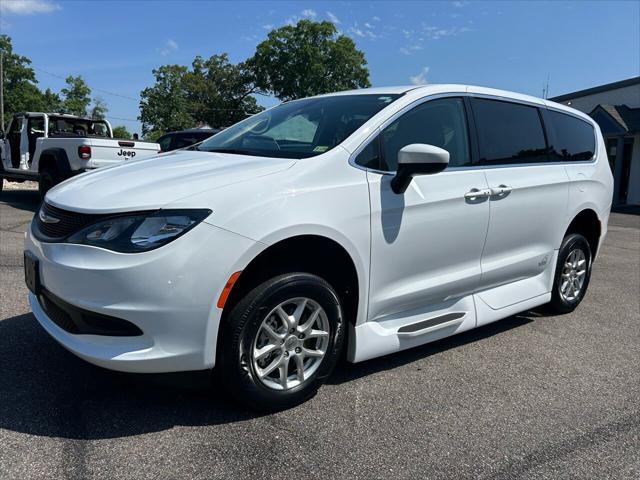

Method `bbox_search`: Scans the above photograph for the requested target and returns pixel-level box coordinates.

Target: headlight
[67,209,211,252]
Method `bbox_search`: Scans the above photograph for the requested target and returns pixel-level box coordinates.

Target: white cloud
[159,39,178,56]
[301,9,316,18]
[364,22,373,29]
[399,44,423,55]
[349,27,365,38]
[262,24,274,30]
[373,16,381,22]
[0,0,60,15]
[326,11,340,24]
[409,67,430,85]
[452,1,469,7]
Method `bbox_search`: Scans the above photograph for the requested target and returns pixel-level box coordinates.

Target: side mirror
[390,144,450,194]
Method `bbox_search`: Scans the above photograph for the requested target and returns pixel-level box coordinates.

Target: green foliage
[40,88,63,113]
[61,75,91,116]
[249,20,370,100]
[142,129,164,143]
[90,97,108,120]
[111,125,131,139]
[139,56,263,136]
[185,54,262,128]
[0,34,44,127]
[139,65,194,136]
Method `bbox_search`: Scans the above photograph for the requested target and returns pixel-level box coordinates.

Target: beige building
[551,77,640,206]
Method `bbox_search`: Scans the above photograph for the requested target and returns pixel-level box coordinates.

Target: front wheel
[548,233,593,314]
[218,273,345,411]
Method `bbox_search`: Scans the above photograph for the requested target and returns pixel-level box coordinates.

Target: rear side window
[546,110,595,161]
[472,98,548,165]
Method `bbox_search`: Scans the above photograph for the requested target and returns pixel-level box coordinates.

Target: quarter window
[546,110,595,161]
[377,97,471,171]
[472,98,548,165]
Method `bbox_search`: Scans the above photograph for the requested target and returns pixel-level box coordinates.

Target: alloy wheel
[559,248,587,302]
[251,297,330,391]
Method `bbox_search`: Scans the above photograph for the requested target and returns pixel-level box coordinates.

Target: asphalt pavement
[0,187,638,479]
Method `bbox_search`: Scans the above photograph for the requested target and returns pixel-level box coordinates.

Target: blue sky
[1,0,639,133]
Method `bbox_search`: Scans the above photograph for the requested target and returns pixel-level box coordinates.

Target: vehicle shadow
[0,310,541,440]
[330,312,537,385]
[0,187,41,213]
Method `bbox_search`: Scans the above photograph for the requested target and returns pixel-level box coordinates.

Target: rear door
[470,97,570,315]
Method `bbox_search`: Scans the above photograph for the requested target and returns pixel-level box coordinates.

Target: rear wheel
[38,166,60,199]
[548,233,592,313]
[218,273,345,411]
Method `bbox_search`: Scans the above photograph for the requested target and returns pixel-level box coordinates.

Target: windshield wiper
[200,148,262,156]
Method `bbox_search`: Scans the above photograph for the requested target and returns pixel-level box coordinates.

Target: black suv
[157,128,220,152]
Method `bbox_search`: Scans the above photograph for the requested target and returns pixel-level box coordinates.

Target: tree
[139,57,262,135]
[90,97,108,120]
[0,35,45,127]
[249,20,370,100]
[40,88,63,113]
[61,75,91,116]
[111,125,131,139]
[184,54,262,127]
[139,65,194,136]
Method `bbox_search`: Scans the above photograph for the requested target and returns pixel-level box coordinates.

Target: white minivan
[25,85,613,409]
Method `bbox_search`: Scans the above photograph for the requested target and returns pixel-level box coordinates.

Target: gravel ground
[0,188,638,479]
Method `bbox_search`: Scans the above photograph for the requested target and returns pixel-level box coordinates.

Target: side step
[396,312,466,338]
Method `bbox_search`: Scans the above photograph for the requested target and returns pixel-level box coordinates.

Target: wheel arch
[221,234,362,329]
[37,148,72,177]
[564,208,602,258]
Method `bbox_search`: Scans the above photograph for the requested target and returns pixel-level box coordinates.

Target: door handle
[490,184,514,196]
[464,188,492,199]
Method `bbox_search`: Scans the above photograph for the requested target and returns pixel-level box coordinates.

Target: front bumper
[25,220,261,373]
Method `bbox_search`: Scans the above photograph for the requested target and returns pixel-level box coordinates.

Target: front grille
[34,202,106,240]
[38,289,143,336]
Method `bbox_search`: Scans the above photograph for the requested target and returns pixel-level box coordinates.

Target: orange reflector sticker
[217,271,242,309]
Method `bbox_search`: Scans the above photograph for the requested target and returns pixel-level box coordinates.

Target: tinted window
[547,110,595,161]
[473,99,548,164]
[158,135,172,151]
[379,98,471,171]
[355,135,381,169]
[198,94,400,159]
[173,133,209,150]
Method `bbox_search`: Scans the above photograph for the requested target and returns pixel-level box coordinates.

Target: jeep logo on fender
[117,149,136,158]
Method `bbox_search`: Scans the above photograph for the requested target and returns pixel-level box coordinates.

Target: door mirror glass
[390,143,449,194]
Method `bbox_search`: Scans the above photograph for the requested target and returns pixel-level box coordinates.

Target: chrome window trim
[348,91,597,175]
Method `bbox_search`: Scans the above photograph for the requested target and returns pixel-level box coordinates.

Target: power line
[32,65,140,102]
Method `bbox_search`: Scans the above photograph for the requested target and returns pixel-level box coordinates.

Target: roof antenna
[542,74,550,99]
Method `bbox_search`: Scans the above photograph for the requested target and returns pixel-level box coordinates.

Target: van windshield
[48,116,111,138]
[197,94,401,159]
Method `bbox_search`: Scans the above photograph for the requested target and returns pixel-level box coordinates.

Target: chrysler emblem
[38,209,60,224]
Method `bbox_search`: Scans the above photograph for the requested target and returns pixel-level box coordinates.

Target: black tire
[548,233,593,314]
[38,166,60,199]
[218,273,345,411]
[0,176,3,197]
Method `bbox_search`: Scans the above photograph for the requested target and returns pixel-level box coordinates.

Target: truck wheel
[218,273,345,411]
[39,166,60,199]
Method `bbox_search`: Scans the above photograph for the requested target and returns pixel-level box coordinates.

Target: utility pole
[0,50,4,131]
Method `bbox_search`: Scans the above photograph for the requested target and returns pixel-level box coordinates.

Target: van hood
[45,151,296,213]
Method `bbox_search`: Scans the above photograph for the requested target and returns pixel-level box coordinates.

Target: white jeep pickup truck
[0,112,160,197]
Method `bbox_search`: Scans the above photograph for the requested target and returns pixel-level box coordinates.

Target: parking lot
[0,186,638,480]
